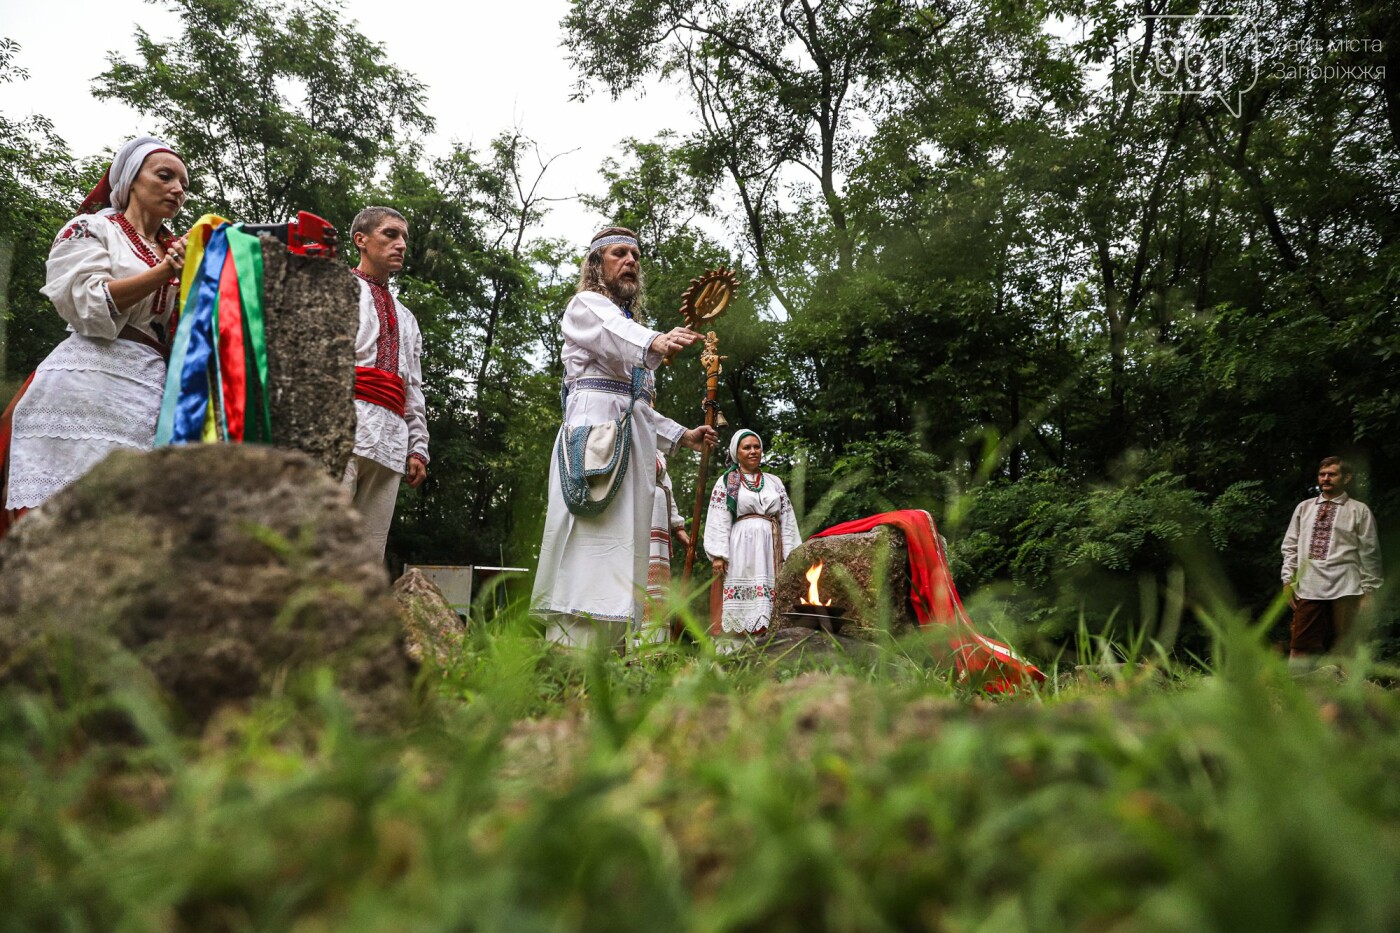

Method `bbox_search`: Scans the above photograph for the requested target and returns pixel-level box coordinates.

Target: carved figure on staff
[532,226,716,651]
[704,429,801,646]
[673,268,740,588]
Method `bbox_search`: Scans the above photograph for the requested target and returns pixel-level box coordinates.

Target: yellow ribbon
[175,214,231,443]
[178,213,231,309]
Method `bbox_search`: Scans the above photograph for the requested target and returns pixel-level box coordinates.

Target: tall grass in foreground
[4,593,1400,932]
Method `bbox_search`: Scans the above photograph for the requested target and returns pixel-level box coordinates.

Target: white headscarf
[729,429,761,464]
[110,136,177,210]
[80,135,179,213]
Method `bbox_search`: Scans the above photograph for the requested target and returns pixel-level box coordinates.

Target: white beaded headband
[589,234,639,255]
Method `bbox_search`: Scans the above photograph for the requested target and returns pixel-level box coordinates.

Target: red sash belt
[354,366,406,416]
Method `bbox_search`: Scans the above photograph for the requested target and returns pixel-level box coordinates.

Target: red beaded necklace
[109,212,160,265]
[108,213,178,329]
[740,470,764,493]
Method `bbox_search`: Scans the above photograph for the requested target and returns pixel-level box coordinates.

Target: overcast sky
[0,0,697,243]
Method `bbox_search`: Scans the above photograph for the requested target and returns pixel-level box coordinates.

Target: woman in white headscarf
[3,136,189,520]
[704,429,801,642]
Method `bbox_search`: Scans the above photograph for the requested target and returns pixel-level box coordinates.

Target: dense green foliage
[93,0,434,222]
[6,608,1400,930]
[2,0,1397,652]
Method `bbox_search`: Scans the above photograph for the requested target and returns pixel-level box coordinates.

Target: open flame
[799,561,832,607]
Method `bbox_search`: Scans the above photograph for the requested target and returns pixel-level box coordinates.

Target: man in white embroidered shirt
[1281,456,1383,659]
[342,206,430,560]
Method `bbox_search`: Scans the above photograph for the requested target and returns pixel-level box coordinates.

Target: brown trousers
[1289,596,1361,656]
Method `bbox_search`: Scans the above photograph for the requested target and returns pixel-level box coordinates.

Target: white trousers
[341,454,401,559]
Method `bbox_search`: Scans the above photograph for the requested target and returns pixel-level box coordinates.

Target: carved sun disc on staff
[679,267,740,328]
[666,267,740,366]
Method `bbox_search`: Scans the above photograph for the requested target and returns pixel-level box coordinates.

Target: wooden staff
[670,268,737,637]
[683,331,724,586]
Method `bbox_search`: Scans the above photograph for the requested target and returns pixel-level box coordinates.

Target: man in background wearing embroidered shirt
[1281,456,1383,659]
[343,206,430,560]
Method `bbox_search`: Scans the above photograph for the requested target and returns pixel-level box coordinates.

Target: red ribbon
[814,509,1045,693]
[354,366,406,416]
[216,249,248,441]
[78,175,115,215]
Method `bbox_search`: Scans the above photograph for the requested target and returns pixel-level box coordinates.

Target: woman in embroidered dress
[4,136,188,518]
[704,430,801,643]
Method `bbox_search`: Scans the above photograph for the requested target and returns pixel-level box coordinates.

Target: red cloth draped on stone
[0,372,36,539]
[354,366,406,416]
[813,509,1045,693]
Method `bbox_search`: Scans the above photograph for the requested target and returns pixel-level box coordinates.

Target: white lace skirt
[7,333,165,509]
[720,516,782,635]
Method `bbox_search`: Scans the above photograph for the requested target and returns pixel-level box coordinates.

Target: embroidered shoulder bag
[556,367,644,517]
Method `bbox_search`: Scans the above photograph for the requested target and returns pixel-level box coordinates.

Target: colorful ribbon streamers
[215,243,247,440]
[179,215,229,304]
[156,220,271,446]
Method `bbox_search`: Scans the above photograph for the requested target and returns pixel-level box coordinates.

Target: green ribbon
[227,226,271,443]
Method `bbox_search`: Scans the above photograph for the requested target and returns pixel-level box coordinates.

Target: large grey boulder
[260,240,358,478]
[394,568,466,668]
[0,445,410,733]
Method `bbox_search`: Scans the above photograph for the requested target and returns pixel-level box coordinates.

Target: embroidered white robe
[350,276,429,473]
[1281,492,1383,600]
[704,472,801,635]
[643,454,686,637]
[533,291,686,646]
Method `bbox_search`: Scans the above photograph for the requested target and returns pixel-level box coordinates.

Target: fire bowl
[783,604,850,634]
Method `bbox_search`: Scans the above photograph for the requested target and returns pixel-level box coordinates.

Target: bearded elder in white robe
[704,430,801,640]
[5,136,189,518]
[532,226,716,650]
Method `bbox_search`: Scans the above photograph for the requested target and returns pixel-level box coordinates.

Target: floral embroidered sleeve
[703,477,731,561]
[40,216,126,339]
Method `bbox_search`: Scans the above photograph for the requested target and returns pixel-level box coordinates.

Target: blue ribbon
[155,224,228,444]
